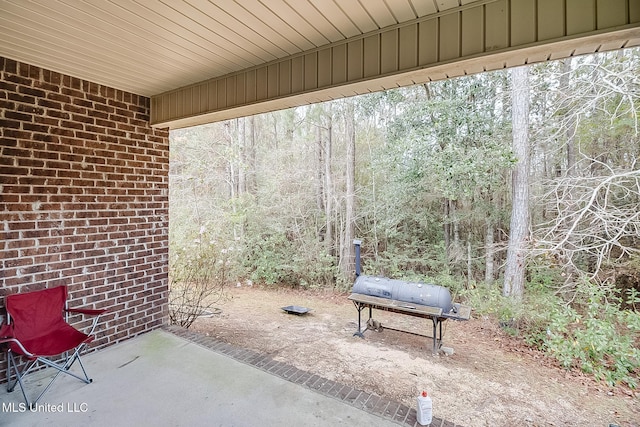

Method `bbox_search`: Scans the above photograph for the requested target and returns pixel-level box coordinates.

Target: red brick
[43,103,70,115]
[73,98,93,108]
[8,92,35,104]
[16,103,44,114]
[32,133,59,143]
[4,74,32,86]
[0,119,21,129]
[72,113,94,124]
[63,103,87,114]
[35,116,58,126]
[43,69,62,85]
[5,276,35,286]
[3,257,33,268]
[1,57,169,384]
[61,87,85,99]
[62,75,81,90]
[19,86,46,98]
[85,124,107,134]
[74,130,98,140]
[61,120,83,130]
[7,239,37,249]
[94,103,115,113]
[51,127,74,137]
[0,99,16,109]
[86,91,105,103]
[108,98,127,109]
[88,109,109,120]
[3,129,31,139]
[28,64,40,80]
[0,80,18,91]
[47,92,71,103]
[34,80,61,92]
[5,110,33,121]
[24,123,49,133]
[4,58,18,73]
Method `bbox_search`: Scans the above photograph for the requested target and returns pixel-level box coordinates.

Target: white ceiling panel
[0,0,634,101]
[412,0,438,15]
[337,1,379,33]
[388,0,420,22]
[255,0,331,47]
[4,0,476,96]
[281,0,345,43]
[435,0,462,12]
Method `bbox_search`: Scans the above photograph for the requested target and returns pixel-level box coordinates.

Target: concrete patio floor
[1,327,460,427]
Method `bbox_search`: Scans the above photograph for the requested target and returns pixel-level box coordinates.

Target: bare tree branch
[533,157,640,284]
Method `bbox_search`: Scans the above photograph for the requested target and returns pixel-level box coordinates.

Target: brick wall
[0,57,169,382]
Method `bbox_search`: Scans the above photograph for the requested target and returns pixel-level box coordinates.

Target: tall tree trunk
[238,117,246,195]
[503,66,531,299]
[324,106,334,256]
[341,100,356,281]
[223,121,237,199]
[443,199,451,262]
[485,219,495,284]
[467,234,472,285]
[246,116,257,195]
[560,58,577,176]
[224,120,241,240]
[451,201,461,270]
[315,123,324,213]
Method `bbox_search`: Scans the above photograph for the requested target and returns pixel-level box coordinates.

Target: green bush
[543,280,640,388]
[242,232,293,286]
[242,232,337,288]
[526,255,565,292]
[365,240,450,280]
[461,277,640,388]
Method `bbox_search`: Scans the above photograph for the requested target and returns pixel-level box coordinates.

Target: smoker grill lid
[352,275,453,312]
[281,305,312,315]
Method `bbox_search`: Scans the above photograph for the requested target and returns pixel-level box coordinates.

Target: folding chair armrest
[0,336,35,358]
[0,323,11,339]
[65,307,108,335]
[66,308,108,316]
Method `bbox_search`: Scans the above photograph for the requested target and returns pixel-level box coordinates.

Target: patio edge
[163,325,464,427]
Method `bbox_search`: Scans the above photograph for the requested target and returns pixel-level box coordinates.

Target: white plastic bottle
[416,390,433,425]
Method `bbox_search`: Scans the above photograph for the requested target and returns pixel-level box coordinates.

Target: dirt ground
[191,285,639,427]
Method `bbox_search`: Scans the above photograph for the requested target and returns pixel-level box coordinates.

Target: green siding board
[418,19,438,65]
[461,6,484,56]
[439,13,460,61]
[485,0,508,51]
[567,0,596,35]
[511,0,537,46]
[399,24,418,70]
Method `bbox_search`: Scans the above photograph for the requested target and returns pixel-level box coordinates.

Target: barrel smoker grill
[349,240,471,353]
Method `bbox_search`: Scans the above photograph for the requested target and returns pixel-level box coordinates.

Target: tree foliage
[168,49,640,386]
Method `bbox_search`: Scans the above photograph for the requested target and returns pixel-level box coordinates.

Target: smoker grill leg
[431,317,438,354]
[353,302,368,338]
[430,318,445,354]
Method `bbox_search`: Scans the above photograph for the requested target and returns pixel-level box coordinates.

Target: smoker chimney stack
[353,239,362,277]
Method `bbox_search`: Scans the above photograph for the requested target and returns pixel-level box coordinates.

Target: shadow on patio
[1,327,461,427]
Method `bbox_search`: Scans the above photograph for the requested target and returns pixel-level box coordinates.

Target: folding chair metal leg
[6,344,93,408]
[6,351,33,407]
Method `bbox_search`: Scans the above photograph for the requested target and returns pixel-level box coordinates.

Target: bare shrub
[169,234,233,328]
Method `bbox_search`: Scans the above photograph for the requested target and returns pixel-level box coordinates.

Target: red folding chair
[0,285,107,407]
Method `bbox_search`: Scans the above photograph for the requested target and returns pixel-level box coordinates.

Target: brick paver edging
[163,325,463,427]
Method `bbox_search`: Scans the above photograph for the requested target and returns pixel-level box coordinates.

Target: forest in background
[169,49,640,387]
